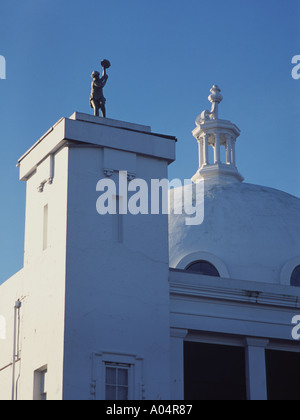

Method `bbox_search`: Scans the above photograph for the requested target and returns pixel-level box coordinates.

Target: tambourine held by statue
[101,59,111,69]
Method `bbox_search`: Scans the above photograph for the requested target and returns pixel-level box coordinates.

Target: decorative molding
[170,328,189,339]
[37,177,53,193]
[103,168,136,181]
[127,172,136,181]
[280,256,300,286]
[103,168,114,178]
[175,251,230,278]
[37,154,54,192]
[245,338,269,348]
[169,277,300,310]
[37,183,45,193]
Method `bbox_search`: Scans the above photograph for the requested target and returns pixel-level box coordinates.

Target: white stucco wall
[0,146,69,400]
[0,113,176,400]
[61,116,176,400]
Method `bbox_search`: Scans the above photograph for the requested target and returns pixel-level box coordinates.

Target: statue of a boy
[90,59,111,118]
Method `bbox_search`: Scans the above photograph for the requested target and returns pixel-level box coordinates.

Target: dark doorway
[184,341,246,400]
[265,350,300,400]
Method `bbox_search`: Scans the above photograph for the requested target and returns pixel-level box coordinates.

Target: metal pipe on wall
[11,300,21,401]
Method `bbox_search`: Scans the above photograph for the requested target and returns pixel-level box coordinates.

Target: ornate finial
[196,85,223,125]
[208,85,223,119]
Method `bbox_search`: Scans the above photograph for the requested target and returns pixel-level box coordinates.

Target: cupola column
[231,138,236,166]
[198,138,204,168]
[214,132,221,164]
[203,133,209,165]
[226,134,232,165]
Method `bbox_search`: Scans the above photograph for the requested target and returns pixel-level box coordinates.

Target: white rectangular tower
[0,113,176,400]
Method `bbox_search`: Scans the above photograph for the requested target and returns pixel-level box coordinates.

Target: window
[105,363,130,400]
[186,260,220,277]
[33,366,47,400]
[184,342,246,400]
[91,351,143,400]
[291,265,300,287]
[266,350,300,400]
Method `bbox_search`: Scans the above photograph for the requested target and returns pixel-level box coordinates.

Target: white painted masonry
[0,113,176,400]
[0,316,5,340]
[1,87,300,400]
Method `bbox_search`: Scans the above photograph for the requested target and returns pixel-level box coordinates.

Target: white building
[0,86,300,401]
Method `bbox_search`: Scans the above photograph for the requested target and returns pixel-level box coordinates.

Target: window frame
[91,351,143,400]
[33,365,48,401]
[105,362,131,400]
[175,251,229,278]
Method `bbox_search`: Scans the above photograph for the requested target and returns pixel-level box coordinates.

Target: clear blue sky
[0,0,299,284]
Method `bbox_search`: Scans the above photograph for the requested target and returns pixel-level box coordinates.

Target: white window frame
[33,365,47,401]
[104,362,131,400]
[175,251,230,278]
[91,351,144,400]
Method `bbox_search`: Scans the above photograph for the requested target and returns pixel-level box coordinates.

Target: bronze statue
[90,59,111,118]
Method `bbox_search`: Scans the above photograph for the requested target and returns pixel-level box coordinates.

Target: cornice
[169,279,300,310]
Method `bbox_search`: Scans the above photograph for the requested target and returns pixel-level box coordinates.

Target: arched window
[291,265,300,287]
[186,260,220,277]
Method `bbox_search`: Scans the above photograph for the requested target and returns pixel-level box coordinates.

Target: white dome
[169,182,300,285]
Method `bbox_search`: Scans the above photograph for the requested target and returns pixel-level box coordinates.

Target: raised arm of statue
[100,73,108,87]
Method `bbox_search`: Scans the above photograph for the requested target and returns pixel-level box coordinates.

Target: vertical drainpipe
[11,300,22,401]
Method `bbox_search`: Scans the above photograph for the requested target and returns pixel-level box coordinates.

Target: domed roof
[169,182,300,284]
[170,85,300,285]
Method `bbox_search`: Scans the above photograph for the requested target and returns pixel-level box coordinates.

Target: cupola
[191,85,244,185]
